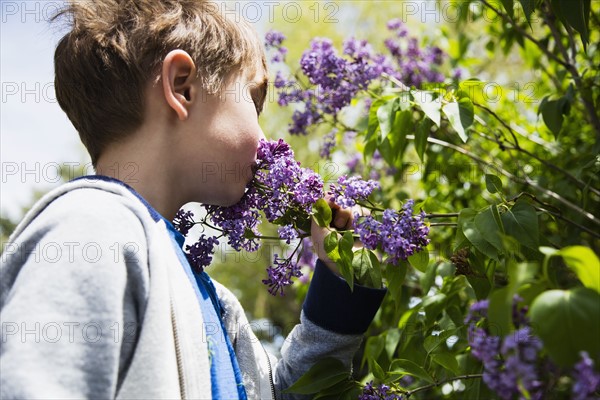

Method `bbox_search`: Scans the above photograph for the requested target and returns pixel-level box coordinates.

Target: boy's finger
[332,207,352,230]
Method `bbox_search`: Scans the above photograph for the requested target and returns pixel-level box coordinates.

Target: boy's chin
[206,187,245,207]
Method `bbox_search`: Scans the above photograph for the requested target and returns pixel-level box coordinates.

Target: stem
[430,222,458,227]
[473,102,520,147]
[404,374,484,397]
[380,72,410,91]
[407,135,600,227]
[425,213,459,219]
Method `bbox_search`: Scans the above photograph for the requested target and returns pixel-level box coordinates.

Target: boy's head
[53,0,267,167]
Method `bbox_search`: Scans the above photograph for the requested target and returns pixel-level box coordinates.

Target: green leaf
[488,287,513,337]
[423,329,459,355]
[485,174,503,194]
[338,231,355,288]
[372,359,387,380]
[501,0,515,18]
[557,246,600,293]
[353,248,373,286]
[314,198,332,227]
[431,352,460,375]
[412,90,441,126]
[474,206,504,252]
[422,293,447,325]
[540,98,569,138]
[313,380,361,400]
[385,328,402,359]
[501,201,539,251]
[463,219,500,260]
[324,233,341,263]
[389,359,434,383]
[366,98,386,142]
[420,262,439,294]
[415,118,432,163]
[442,97,474,143]
[551,0,590,49]
[389,109,412,161]
[530,288,600,366]
[368,251,383,289]
[386,261,408,308]
[283,357,349,394]
[377,97,399,139]
[518,0,536,25]
[363,334,385,369]
[408,249,429,273]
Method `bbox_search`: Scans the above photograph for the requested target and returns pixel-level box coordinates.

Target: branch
[407,135,600,227]
[426,213,460,219]
[404,374,484,397]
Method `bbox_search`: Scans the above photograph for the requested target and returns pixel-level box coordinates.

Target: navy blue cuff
[302,259,387,335]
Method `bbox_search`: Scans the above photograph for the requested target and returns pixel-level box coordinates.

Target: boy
[0,1,386,398]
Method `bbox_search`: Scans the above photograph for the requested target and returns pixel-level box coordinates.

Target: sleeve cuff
[302,259,387,335]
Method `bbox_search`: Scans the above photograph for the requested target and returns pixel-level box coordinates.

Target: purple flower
[572,352,600,400]
[353,214,381,250]
[343,37,375,60]
[329,175,380,208]
[173,209,195,237]
[265,30,287,63]
[320,129,337,158]
[262,255,302,296]
[353,200,430,265]
[346,153,362,174]
[185,235,219,272]
[265,30,285,47]
[274,72,304,106]
[466,299,548,400]
[387,18,408,37]
[278,225,298,244]
[359,381,403,400]
[201,139,323,294]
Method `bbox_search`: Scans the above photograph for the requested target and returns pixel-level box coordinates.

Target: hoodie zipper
[171,298,187,399]
[262,344,276,400]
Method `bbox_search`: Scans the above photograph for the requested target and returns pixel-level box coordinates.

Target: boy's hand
[310,197,356,276]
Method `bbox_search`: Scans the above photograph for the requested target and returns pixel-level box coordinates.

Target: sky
[1,0,86,220]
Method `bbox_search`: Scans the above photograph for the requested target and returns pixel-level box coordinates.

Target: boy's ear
[161,50,197,121]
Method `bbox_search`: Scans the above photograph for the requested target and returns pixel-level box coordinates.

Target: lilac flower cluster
[359,381,403,400]
[265,30,287,63]
[185,234,219,271]
[384,19,445,88]
[205,139,323,294]
[466,299,546,400]
[320,128,337,158]
[173,209,195,237]
[353,200,430,265]
[262,255,302,296]
[329,175,380,208]
[254,138,324,221]
[173,209,221,273]
[268,20,448,136]
[572,352,600,400]
[204,192,261,253]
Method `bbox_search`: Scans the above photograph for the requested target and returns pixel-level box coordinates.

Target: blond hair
[53,0,266,165]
